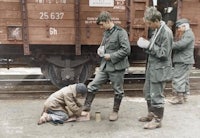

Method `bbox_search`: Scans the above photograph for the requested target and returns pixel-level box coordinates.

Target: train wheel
[41,63,50,79]
[47,63,93,89]
[48,64,68,88]
[78,64,90,83]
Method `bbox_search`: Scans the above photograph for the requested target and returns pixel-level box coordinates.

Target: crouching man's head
[76,83,88,96]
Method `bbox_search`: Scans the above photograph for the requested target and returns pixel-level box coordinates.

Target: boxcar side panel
[79,0,128,45]
[0,1,22,44]
[27,0,75,45]
[179,0,200,44]
[179,0,200,68]
[0,0,149,46]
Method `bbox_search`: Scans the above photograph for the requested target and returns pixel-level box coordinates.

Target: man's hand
[137,37,150,49]
[104,54,111,60]
[97,46,105,57]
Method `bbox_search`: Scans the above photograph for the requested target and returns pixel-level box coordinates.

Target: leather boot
[169,93,184,104]
[144,107,164,129]
[109,94,122,121]
[82,92,95,111]
[138,100,154,122]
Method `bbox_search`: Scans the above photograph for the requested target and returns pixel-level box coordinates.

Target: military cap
[176,18,189,27]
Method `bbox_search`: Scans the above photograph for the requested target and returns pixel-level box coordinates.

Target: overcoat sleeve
[64,93,82,117]
[172,30,194,50]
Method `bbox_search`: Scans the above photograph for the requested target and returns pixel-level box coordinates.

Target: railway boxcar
[0,0,200,88]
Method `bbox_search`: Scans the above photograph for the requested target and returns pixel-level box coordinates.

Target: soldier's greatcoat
[144,21,173,108]
[172,28,195,93]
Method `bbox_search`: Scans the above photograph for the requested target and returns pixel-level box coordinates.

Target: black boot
[144,107,164,129]
[139,100,154,122]
[109,94,123,121]
[82,92,95,111]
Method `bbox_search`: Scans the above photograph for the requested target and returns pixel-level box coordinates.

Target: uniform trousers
[143,67,166,108]
[172,63,193,94]
[47,110,68,123]
[87,69,125,95]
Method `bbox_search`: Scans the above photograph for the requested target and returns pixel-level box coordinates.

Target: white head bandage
[179,23,190,30]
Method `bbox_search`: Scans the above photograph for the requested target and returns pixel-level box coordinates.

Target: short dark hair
[144,7,162,22]
[96,11,112,25]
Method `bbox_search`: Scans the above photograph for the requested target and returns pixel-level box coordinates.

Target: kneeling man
[38,83,88,125]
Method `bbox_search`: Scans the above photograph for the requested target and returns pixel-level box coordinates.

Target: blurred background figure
[169,18,195,104]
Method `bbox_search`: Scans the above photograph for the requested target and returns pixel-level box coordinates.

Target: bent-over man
[38,83,87,125]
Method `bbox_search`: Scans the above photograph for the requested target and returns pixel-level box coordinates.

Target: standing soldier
[169,18,195,104]
[83,11,131,121]
[137,7,173,129]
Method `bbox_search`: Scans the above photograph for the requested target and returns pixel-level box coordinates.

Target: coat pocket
[151,66,174,83]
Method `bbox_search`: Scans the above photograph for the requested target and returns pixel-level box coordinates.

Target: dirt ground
[0,94,200,138]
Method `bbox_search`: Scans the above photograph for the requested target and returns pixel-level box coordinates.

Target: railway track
[0,68,200,99]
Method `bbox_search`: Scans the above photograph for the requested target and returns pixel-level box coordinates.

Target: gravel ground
[0,94,200,138]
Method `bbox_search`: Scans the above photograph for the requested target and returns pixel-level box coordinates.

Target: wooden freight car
[0,0,200,88]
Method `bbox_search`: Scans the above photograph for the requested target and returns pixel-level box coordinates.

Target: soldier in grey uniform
[169,18,195,104]
[83,11,131,121]
[137,7,173,129]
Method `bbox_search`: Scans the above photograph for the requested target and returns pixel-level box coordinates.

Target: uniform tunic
[88,25,131,95]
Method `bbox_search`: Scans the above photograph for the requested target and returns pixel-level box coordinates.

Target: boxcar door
[129,0,149,45]
[79,0,128,45]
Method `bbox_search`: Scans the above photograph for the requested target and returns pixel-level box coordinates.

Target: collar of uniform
[105,25,117,37]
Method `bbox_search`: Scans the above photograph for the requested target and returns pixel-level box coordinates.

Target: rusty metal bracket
[20,0,30,55]
[75,0,81,55]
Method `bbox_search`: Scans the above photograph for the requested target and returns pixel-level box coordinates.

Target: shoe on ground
[138,112,154,122]
[109,111,118,121]
[168,96,184,105]
[143,118,162,129]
